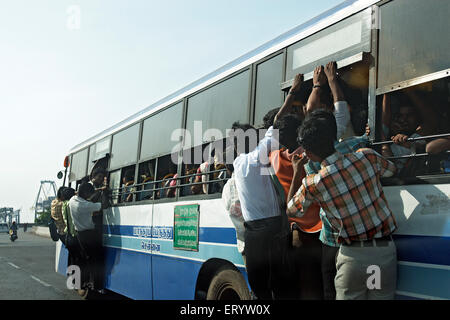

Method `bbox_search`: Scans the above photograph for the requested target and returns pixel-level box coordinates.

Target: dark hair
[273,114,303,151]
[231,122,255,132]
[231,122,257,155]
[306,109,337,141]
[62,187,76,201]
[123,170,134,182]
[262,108,280,129]
[57,187,66,200]
[78,182,95,200]
[91,167,107,178]
[298,110,336,159]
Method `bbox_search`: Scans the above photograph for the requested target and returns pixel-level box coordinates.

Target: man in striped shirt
[287,110,398,300]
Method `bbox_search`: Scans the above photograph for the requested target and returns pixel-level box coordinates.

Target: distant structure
[0,208,20,225]
[33,180,57,222]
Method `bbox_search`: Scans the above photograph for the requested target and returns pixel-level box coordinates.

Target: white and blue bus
[56,0,450,300]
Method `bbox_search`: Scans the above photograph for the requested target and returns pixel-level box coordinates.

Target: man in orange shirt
[269,73,324,299]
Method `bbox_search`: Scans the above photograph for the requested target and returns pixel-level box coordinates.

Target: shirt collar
[321,151,342,168]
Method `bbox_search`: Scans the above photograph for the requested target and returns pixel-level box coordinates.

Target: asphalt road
[0,230,81,300]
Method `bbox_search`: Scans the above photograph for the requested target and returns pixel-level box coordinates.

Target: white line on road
[30,275,51,287]
[7,262,20,269]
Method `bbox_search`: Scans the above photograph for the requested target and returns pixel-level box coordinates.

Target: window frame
[139,101,184,162]
[109,122,141,172]
[184,67,252,149]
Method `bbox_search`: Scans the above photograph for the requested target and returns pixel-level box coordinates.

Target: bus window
[285,8,371,82]
[136,159,156,201]
[109,169,121,205]
[253,53,284,126]
[180,144,204,197]
[140,102,183,161]
[376,77,450,179]
[180,140,229,197]
[337,61,369,137]
[377,0,450,91]
[69,148,89,183]
[154,153,178,200]
[285,60,369,137]
[185,69,251,148]
[110,123,140,171]
[120,165,136,203]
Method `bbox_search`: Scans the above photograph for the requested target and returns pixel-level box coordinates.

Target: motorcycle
[9,229,18,242]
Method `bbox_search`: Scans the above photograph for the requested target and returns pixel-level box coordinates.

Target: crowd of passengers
[51,60,449,300]
[220,62,449,300]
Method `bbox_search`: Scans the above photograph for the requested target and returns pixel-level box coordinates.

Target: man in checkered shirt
[287,110,398,300]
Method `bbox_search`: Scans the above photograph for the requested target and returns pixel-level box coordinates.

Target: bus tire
[206,268,251,300]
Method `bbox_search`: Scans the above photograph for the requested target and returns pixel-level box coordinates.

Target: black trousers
[293,231,324,300]
[77,229,105,290]
[321,243,339,300]
[244,216,294,300]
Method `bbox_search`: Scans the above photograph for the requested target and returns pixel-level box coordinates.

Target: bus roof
[69,0,377,154]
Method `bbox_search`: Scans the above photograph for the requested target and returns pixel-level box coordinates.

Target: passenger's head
[231,122,257,155]
[273,114,303,153]
[123,170,134,184]
[263,108,280,129]
[78,183,95,200]
[392,103,420,136]
[62,187,76,201]
[298,110,337,162]
[90,167,107,187]
[57,187,66,201]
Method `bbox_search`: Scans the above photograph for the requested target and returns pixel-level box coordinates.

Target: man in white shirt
[232,122,285,300]
[232,72,310,300]
[69,182,108,293]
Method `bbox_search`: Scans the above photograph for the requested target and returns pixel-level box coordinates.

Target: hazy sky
[0,0,342,222]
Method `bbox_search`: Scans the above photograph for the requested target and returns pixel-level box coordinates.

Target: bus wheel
[206,268,251,300]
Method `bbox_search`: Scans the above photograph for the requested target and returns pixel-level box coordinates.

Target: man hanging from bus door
[287,110,398,300]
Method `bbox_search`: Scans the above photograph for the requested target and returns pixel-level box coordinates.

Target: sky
[0,0,343,223]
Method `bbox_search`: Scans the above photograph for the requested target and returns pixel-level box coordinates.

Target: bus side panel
[151,200,246,300]
[103,205,153,299]
[384,183,450,300]
[152,256,202,300]
[104,246,152,300]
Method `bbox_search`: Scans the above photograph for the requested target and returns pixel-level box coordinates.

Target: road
[0,230,81,300]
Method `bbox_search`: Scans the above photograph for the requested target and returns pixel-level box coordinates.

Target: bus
[56,0,450,300]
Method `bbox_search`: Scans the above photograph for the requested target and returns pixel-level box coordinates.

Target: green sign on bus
[173,204,200,251]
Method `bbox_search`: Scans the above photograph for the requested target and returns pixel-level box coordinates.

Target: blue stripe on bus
[104,225,237,245]
[103,234,245,267]
[104,226,450,266]
[396,263,450,300]
[393,234,450,266]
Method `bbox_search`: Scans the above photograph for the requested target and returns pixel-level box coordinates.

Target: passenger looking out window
[121,170,136,203]
[381,89,439,177]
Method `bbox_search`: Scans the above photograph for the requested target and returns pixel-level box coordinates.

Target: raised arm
[324,61,350,140]
[274,73,304,123]
[287,154,308,205]
[306,66,327,113]
[324,61,345,103]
